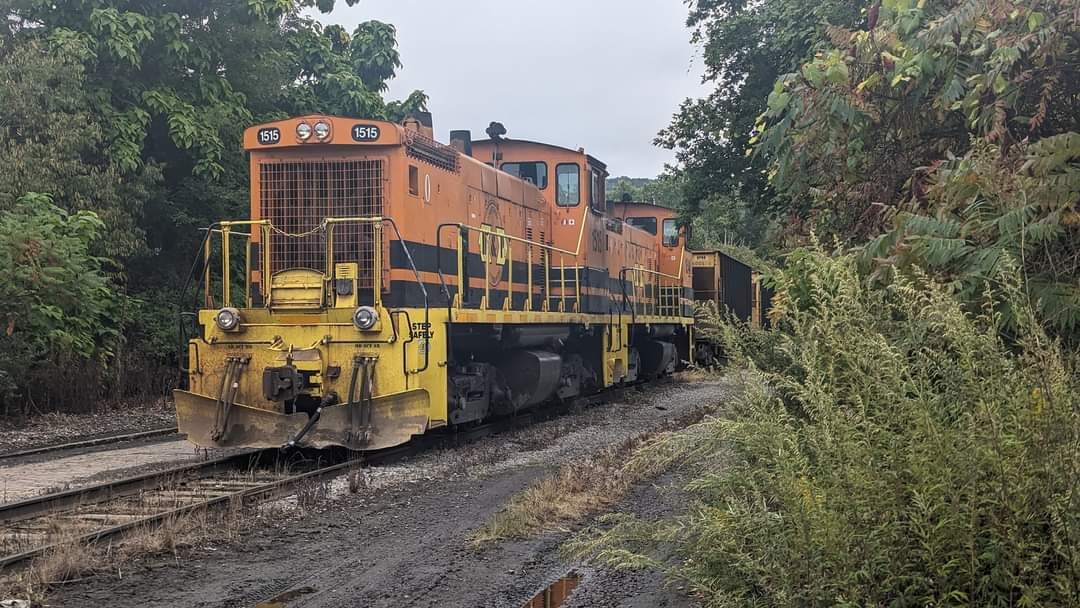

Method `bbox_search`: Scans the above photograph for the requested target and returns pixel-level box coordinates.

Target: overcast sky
[320,0,707,177]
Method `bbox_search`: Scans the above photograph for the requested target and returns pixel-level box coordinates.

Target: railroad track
[0,427,181,463]
[0,385,632,571]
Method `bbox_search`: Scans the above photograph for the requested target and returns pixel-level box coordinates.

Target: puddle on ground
[255,586,316,608]
[522,572,582,608]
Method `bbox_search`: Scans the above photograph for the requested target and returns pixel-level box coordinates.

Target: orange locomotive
[176,114,694,451]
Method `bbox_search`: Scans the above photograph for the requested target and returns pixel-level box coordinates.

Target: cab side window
[626,216,657,235]
[662,219,679,247]
[502,161,548,189]
[556,163,580,207]
[589,169,606,213]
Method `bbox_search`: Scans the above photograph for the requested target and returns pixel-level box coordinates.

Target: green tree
[607,176,683,207]
[1,1,429,410]
[661,0,868,247]
[757,0,1080,332]
[0,195,123,413]
[0,40,159,258]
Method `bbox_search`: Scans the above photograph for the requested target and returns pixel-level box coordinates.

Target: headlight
[215,307,241,332]
[296,122,312,140]
[313,121,331,140]
[352,306,378,330]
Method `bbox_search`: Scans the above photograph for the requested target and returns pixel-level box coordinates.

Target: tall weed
[571,249,1080,607]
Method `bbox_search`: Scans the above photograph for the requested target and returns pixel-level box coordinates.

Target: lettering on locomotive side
[411,322,434,356]
[410,322,435,340]
[590,228,604,253]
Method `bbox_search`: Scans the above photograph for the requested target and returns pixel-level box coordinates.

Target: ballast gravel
[45,374,739,608]
[0,399,176,454]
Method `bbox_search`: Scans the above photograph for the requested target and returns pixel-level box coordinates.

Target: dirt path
[44,378,734,607]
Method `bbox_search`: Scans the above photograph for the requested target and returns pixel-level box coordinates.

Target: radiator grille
[259,159,384,290]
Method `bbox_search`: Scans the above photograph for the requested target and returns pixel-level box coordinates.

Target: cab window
[589,169,606,213]
[501,161,548,189]
[556,163,579,207]
[662,219,679,247]
[626,216,657,235]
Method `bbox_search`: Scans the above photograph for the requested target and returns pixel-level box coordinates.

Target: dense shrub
[572,249,1080,607]
[0,194,126,414]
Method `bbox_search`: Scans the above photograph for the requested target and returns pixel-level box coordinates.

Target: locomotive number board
[351,124,381,142]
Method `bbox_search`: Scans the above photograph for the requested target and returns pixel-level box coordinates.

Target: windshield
[662,219,679,247]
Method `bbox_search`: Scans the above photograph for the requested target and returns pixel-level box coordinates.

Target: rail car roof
[471,138,607,170]
[691,249,756,272]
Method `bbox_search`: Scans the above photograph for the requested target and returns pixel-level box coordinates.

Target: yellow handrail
[622,266,684,318]
[453,223,581,313]
[208,217,386,311]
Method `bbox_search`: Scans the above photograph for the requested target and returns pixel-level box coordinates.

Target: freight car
[687,249,771,364]
[175,114,694,451]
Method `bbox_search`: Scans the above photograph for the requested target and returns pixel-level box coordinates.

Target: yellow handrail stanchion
[324,223,334,279]
[559,255,566,313]
[222,225,231,307]
[245,239,252,308]
[526,246,533,312]
[505,237,513,311]
[574,265,580,313]
[261,223,271,303]
[544,250,550,312]
[373,222,382,308]
[203,234,212,308]
[456,228,465,309]
[483,228,490,311]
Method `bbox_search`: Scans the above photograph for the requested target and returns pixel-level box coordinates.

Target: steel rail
[0,427,181,463]
[0,450,269,569]
[0,383,636,571]
[0,451,258,526]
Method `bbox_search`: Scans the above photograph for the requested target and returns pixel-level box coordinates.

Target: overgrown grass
[472,406,717,545]
[569,250,1080,607]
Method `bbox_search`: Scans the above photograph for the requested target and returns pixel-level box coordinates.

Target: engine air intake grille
[259,159,384,290]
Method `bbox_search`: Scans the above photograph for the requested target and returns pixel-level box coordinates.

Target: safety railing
[203,217,386,310]
[436,223,582,314]
[620,266,685,319]
[184,216,433,374]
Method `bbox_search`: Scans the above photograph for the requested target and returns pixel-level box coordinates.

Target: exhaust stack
[449,130,473,155]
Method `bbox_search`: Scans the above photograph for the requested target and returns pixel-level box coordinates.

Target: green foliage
[0,40,159,258]
[0,195,124,411]
[607,176,682,207]
[864,136,1080,335]
[572,249,1080,606]
[757,0,1080,242]
[660,0,868,247]
[0,2,428,412]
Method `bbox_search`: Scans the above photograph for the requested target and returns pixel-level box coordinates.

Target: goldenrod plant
[571,248,1080,607]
